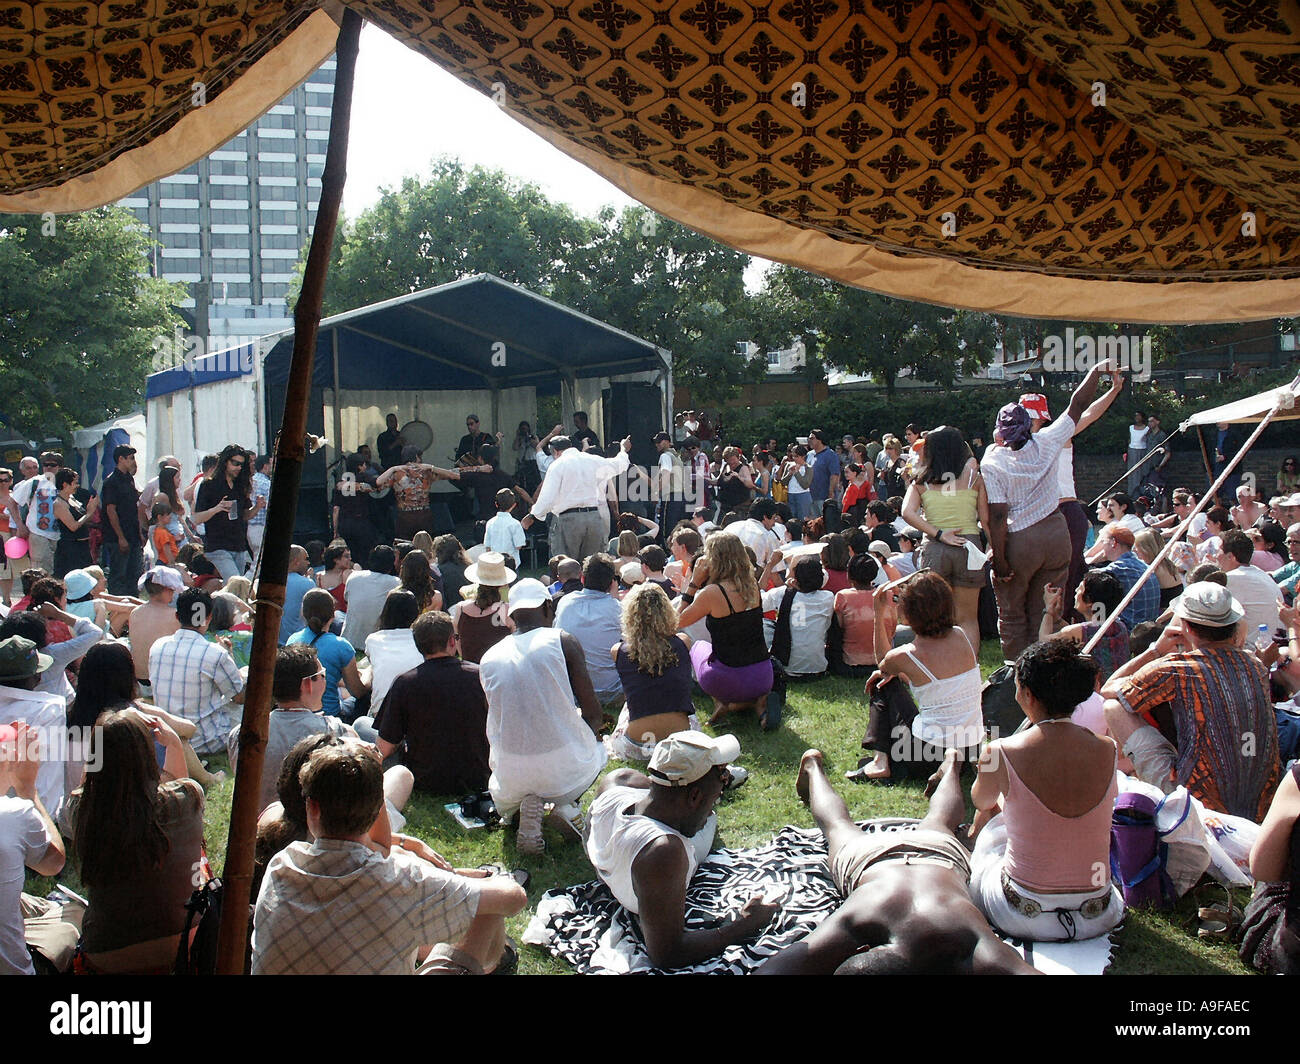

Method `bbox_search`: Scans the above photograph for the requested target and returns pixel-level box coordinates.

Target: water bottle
[1256,624,1271,653]
[227,497,238,520]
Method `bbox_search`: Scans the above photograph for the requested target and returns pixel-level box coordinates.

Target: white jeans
[207,549,250,582]
[970,815,1123,942]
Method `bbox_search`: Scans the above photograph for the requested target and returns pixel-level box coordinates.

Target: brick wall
[1070,445,1298,505]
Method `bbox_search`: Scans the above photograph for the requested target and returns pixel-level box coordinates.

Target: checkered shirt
[148,628,244,755]
[251,839,484,975]
[248,471,271,529]
[979,414,1075,532]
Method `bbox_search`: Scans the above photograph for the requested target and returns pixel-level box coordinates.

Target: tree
[0,207,185,440]
[300,159,599,316]
[754,265,999,395]
[553,206,767,404]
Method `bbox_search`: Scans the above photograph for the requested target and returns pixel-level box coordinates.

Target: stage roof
[3,1,1299,322]
[145,273,669,399]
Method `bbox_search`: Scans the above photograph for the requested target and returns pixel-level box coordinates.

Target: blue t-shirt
[286,628,355,716]
[809,447,839,501]
[279,572,315,645]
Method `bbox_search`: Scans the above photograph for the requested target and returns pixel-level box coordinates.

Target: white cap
[647,732,741,787]
[506,577,550,615]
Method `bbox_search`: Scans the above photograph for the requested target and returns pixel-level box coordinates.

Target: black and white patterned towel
[523,822,908,975]
[523,819,1119,975]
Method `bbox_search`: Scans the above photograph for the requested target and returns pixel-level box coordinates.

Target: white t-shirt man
[12,474,58,543]
[734,517,779,568]
[0,796,53,975]
[342,570,400,651]
[760,587,835,676]
[1225,565,1284,638]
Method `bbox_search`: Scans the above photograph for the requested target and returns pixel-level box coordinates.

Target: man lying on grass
[585,732,776,968]
[754,750,1036,975]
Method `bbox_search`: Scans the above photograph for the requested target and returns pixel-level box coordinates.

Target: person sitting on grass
[1039,570,1130,682]
[608,583,698,761]
[228,644,364,813]
[760,555,834,680]
[753,749,1036,974]
[66,707,202,974]
[1102,582,1280,821]
[831,553,879,678]
[969,639,1124,943]
[377,611,491,796]
[851,572,983,783]
[478,579,607,857]
[586,733,774,968]
[252,739,527,975]
[1240,758,1300,974]
[676,532,777,730]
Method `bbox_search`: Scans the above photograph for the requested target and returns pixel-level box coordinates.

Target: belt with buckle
[559,506,598,515]
[1001,869,1110,940]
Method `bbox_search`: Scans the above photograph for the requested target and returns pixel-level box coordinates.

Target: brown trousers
[993,510,1070,663]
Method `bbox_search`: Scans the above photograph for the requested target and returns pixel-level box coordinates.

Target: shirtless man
[754,750,1036,975]
[127,566,183,689]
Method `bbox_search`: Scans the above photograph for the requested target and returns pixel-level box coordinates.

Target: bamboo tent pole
[1082,397,1291,656]
[214,8,362,975]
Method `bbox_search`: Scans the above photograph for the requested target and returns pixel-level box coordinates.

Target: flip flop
[844,766,892,785]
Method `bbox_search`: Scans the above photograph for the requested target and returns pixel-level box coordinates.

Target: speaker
[605,382,662,470]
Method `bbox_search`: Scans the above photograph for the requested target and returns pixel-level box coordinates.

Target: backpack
[1109,792,1176,910]
[174,876,224,975]
[980,664,1024,737]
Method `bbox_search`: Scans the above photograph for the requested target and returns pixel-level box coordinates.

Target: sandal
[844,765,892,785]
[760,690,783,731]
[1191,882,1242,940]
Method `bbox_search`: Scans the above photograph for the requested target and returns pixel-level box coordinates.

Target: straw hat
[463,551,517,588]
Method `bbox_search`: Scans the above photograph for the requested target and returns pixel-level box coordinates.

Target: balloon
[4,537,28,560]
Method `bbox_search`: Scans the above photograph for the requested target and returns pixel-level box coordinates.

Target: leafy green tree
[753,265,999,395]
[302,159,599,316]
[553,206,767,404]
[0,207,185,439]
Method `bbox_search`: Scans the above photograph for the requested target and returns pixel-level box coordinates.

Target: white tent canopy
[1180,374,1300,429]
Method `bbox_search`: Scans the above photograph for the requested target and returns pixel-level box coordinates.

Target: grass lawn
[35,636,1256,975]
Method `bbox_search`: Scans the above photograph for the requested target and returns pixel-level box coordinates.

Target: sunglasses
[310,669,327,681]
[229,459,245,467]
[42,463,58,469]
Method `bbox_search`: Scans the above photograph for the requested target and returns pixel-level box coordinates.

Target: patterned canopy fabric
[2,0,1298,320]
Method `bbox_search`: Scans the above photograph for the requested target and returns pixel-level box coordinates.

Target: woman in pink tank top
[969,639,1125,942]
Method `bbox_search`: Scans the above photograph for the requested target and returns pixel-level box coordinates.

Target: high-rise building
[120,58,336,347]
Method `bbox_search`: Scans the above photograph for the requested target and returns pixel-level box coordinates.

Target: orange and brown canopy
[2,0,1297,320]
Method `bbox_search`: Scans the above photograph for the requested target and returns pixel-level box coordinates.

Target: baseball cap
[652,431,672,443]
[681,436,701,450]
[506,577,550,615]
[647,732,741,787]
[0,635,53,682]
[112,444,136,460]
[1172,583,1244,627]
[140,565,185,593]
[866,540,892,558]
[1284,494,1300,508]
[1019,393,1051,421]
[620,561,645,585]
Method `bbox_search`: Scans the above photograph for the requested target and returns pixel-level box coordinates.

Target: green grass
[34,637,1256,975]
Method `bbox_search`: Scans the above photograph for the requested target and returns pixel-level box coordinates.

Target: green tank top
[919,486,980,535]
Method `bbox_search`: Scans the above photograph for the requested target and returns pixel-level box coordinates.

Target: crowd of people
[3,372,1300,976]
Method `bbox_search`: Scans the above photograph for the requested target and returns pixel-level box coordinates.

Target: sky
[343,25,635,222]
[343,25,770,287]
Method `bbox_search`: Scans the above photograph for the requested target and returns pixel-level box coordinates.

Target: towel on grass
[523,822,1120,974]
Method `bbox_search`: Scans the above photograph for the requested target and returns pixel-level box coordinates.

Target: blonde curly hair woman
[677,532,777,729]
[607,582,699,760]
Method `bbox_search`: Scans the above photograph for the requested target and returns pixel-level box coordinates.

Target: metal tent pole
[215,8,362,975]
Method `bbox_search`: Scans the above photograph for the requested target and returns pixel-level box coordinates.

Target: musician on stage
[457,415,494,464]
[377,413,404,470]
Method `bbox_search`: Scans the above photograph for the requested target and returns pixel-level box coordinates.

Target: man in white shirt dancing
[523,434,631,562]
